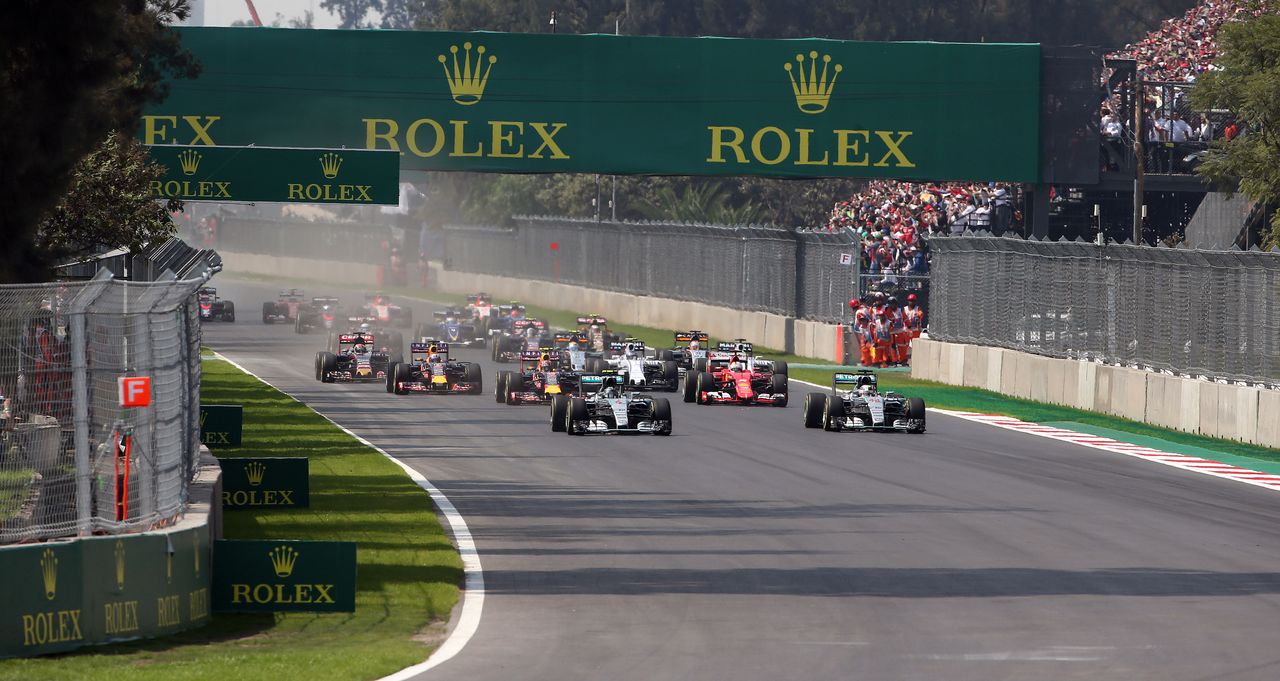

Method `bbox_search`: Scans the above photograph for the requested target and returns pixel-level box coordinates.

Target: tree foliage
[37,133,182,263]
[0,0,198,282]
[1190,13,1280,249]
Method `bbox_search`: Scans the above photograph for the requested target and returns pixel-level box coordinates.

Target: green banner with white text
[147,146,399,204]
[144,28,1041,182]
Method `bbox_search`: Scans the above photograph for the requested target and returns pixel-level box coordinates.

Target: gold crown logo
[199,411,208,427]
[245,461,266,487]
[115,540,126,590]
[269,545,298,578]
[40,549,57,600]
[438,42,496,106]
[785,51,842,115]
[319,152,343,179]
[178,149,203,175]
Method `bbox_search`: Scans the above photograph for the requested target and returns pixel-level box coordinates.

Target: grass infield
[0,356,461,681]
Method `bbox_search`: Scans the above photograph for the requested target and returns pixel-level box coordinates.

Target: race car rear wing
[716,340,753,354]
[578,369,619,393]
[432,308,464,320]
[313,296,340,305]
[411,341,450,354]
[519,349,559,361]
[576,316,608,326]
[674,331,710,343]
[338,333,375,346]
[834,371,876,392]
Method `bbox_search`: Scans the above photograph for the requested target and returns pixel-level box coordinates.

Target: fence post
[68,270,113,534]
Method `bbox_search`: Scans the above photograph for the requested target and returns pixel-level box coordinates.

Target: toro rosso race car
[262,288,306,324]
[658,331,709,377]
[386,341,482,395]
[683,341,789,406]
[492,318,553,363]
[197,287,235,322]
[550,374,672,435]
[295,297,342,333]
[362,293,413,328]
[315,332,395,383]
[418,308,486,347]
[803,371,926,433]
[604,340,679,392]
[495,350,582,405]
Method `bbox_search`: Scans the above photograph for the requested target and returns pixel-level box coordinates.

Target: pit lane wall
[912,338,1280,448]
[215,250,846,361]
[0,452,222,658]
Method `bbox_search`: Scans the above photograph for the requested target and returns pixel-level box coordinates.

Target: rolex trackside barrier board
[143,28,1041,182]
[0,527,211,658]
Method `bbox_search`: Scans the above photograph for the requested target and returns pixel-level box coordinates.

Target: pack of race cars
[219,289,927,436]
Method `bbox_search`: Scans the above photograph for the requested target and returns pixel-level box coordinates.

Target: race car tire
[770,374,789,407]
[692,358,709,373]
[223,301,236,322]
[907,397,927,434]
[392,362,411,395]
[661,361,679,391]
[550,395,569,432]
[695,371,717,405]
[464,363,483,393]
[495,371,510,403]
[295,315,307,334]
[822,395,842,431]
[567,398,589,435]
[505,374,525,405]
[314,352,327,381]
[320,352,338,383]
[650,398,672,435]
[656,349,675,362]
[262,302,274,324]
[385,363,398,392]
[803,393,826,428]
[771,360,788,377]
[683,371,699,403]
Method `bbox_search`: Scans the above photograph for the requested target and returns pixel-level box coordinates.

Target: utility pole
[548,10,557,33]
[610,3,627,222]
[1132,77,1145,245]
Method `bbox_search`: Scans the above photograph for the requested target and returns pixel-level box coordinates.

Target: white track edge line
[208,351,483,678]
[787,377,1279,493]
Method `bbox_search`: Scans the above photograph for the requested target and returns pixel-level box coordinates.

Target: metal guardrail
[0,274,205,543]
[928,236,1280,386]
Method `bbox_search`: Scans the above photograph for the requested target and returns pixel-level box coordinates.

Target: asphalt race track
[206,279,1280,681]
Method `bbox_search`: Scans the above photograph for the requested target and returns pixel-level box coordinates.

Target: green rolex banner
[147,146,399,204]
[143,28,1041,182]
[199,404,243,447]
[219,457,310,509]
[212,540,356,612]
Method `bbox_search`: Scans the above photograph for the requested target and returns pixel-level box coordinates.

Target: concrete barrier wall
[219,252,846,361]
[914,338,1278,448]
[220,250,379,288]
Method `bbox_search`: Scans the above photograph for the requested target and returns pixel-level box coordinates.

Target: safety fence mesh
[0,275,205,543]
[441,217,864,322]
[929,236,1280,386]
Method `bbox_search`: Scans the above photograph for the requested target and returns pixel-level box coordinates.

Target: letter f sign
[118,376,152,408]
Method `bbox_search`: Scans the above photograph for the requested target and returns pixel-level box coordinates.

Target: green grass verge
[0,356,461,681]
[227,270,1280,463]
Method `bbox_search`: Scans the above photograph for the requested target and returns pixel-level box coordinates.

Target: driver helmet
[625,344,639,358]
[526,326,539,339]
[429,353,443,364]
[353,343,368,355]
[599,376,620,398]
[567,341,579,351]
[538,352,553,370]
[510,308,521,317]
[729,355,746,371]
[689,339,700,350]
[589,323,600,334]
[858,384,875,396]
[359,322,371,333]
[445,315,457,324]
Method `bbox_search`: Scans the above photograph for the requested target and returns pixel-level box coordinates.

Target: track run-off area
[205,279,1280,681]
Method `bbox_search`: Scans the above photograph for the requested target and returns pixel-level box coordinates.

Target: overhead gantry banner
[143,28,1040,182]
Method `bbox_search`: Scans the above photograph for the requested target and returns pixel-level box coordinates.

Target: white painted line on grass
[208,351,483,678]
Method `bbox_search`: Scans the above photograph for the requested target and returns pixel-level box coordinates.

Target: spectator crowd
[824,180,1019,274]
[1107,0,1272,83]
